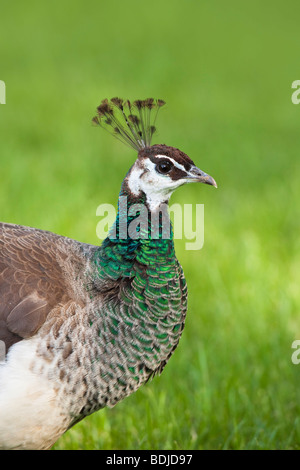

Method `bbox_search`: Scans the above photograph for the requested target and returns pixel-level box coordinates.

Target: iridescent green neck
[95,186,176,280]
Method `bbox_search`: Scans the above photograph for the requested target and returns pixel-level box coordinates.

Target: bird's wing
[0,222,87,352]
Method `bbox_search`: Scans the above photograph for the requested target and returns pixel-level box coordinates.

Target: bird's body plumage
[0,99,216,449]
[0,192,187,449]
[0,216,186,449]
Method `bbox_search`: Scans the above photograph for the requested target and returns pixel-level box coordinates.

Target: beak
[186,166,218,188]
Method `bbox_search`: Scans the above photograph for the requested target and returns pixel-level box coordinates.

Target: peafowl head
[93,98,217,211]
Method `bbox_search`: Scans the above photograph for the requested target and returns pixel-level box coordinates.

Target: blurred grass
[1,0,300,450]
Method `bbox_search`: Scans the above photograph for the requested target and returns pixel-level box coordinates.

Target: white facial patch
[127,165,144,196]
[127,155,188,211]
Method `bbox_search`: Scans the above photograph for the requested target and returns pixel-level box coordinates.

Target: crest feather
[92,98,166,150]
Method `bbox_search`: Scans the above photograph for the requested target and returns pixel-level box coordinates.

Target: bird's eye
[156,160,173,174]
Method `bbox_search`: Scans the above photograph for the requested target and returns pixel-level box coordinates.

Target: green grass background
[1,0,300,450]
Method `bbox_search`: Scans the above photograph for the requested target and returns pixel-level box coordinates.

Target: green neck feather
[95,185,176,281]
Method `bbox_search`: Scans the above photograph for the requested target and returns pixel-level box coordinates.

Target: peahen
[0,98,217,449]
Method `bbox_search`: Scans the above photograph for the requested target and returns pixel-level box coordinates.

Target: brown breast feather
[0,222,88,352]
